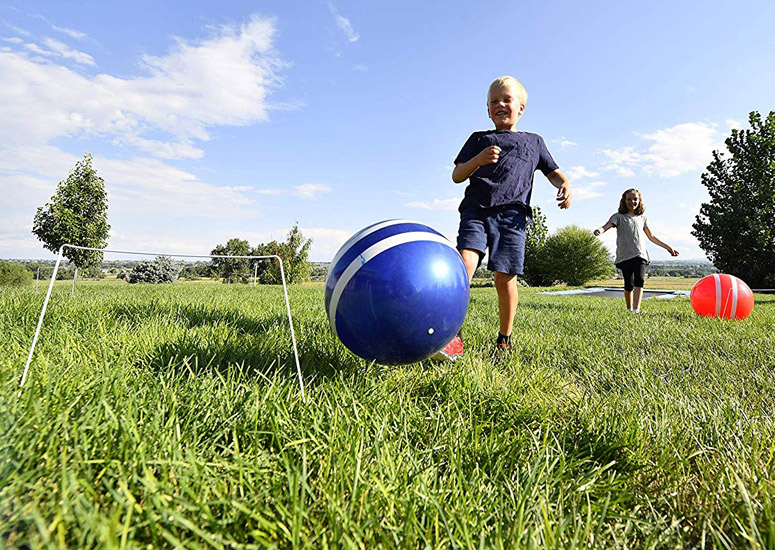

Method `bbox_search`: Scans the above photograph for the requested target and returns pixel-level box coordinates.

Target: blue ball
[325,220,470,365]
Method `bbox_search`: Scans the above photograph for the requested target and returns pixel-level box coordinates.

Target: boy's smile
[487,84,525,130]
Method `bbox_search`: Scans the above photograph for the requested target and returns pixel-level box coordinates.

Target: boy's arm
[593,222,615,236]
[452,146,501,183]
[546,169,572,209]
[644,227,679,256]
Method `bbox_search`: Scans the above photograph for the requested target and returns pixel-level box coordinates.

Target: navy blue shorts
[456,204,529,274]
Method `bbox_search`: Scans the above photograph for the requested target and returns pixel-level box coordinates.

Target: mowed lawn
[1,282,774,549]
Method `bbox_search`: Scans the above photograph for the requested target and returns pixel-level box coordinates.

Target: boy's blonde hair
[488,76,528,106]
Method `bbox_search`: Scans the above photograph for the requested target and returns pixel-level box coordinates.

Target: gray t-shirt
[608,212,650,265]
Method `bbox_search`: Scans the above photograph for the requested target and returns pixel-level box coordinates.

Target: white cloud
[600,122,722,179]
[0,15,294,258]
[405,198,459,211]
[42,37,95,66]
[600,146,643,177]
[328,3,360,42]
[99,156,256,219]
[572,181,607,201]
[301,227,354,260]
[2,37,23,44]
[120,135,204,160]
[0,14,285,156]
[560,137,577,148]
[292,183,332,198]
[52,25,87,40]
[22,41,51,56]
[5,23,32,38]
[641,122,719,178]
[564,165,599,181]
[254,183,332,198]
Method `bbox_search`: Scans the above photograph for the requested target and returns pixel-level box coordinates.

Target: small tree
[128,256,180,284]
[254,223,313,284]
[531,226,614,286]
[210,238,253,283]
[0,262,33,287]
[521,206,553,286]
[692,111,775,287]
[32,153,110,269]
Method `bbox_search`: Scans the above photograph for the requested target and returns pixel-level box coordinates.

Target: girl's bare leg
[633,287,644,311]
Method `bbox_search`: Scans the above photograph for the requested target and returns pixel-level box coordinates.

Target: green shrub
[128,256,180,284]
[0,261,33,286]
[529,225,614,286]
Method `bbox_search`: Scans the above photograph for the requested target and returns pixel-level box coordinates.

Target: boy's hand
[556,181,572,209]
[475,146,501,167]
[593,228,602,236]
[668,247,679,257]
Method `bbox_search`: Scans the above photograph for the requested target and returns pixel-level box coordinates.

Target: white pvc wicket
[19,244,306,401]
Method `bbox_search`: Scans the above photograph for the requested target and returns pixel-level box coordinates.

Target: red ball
[690,274,755,320]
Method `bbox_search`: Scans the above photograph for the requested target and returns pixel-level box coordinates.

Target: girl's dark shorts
[615,256,647,291]
[456,204,529,275]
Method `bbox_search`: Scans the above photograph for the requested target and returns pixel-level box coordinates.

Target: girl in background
[594,188,679,313]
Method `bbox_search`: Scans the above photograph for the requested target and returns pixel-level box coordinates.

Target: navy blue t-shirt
[454,130,559,215]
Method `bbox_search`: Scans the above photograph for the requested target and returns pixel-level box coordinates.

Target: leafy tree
[210,238,254,283]
[56,267,76,280]
[128,256,180,284]
[692,111,775,288]
[179,264,208,281]
[254,223,313,284]
[83,265,106,279]
[530,226,614,286]
[521,206,553,286]
[0,262,33,287]
[32,153,110,269]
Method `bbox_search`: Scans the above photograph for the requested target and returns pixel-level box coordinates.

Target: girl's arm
[644,226,679,256]
[593,222,614,236]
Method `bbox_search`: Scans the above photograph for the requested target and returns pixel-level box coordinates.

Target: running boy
[440,76,572,358]
[594,188,679,313]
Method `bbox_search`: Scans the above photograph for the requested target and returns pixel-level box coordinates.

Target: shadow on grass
[560,414,641,476]
[518,300,601,313]
[110,301,365,383]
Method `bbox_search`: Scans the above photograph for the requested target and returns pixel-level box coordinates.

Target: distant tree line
[646,262,717,278]
[209,223,312,285]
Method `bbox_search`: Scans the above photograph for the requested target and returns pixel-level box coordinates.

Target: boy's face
[487,84,525,130]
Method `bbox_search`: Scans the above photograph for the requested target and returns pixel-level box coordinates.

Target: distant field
[585,276,701,291]
[2,283,774,548]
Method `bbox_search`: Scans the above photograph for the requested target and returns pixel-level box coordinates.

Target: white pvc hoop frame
[19,244,306,402]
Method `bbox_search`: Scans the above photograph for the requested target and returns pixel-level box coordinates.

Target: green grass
[1,283,774,549]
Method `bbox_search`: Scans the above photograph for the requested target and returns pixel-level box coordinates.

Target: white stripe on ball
[328,231,456,336]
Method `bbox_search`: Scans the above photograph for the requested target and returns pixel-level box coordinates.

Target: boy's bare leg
[624,290,632,310]
[459,249,480,283]
[633,287,644,310]
[494,272,518,336]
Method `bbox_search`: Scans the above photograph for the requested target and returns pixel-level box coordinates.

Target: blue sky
[1,0,773,262]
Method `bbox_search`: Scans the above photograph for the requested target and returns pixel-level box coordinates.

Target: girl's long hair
[618,188,645,215]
